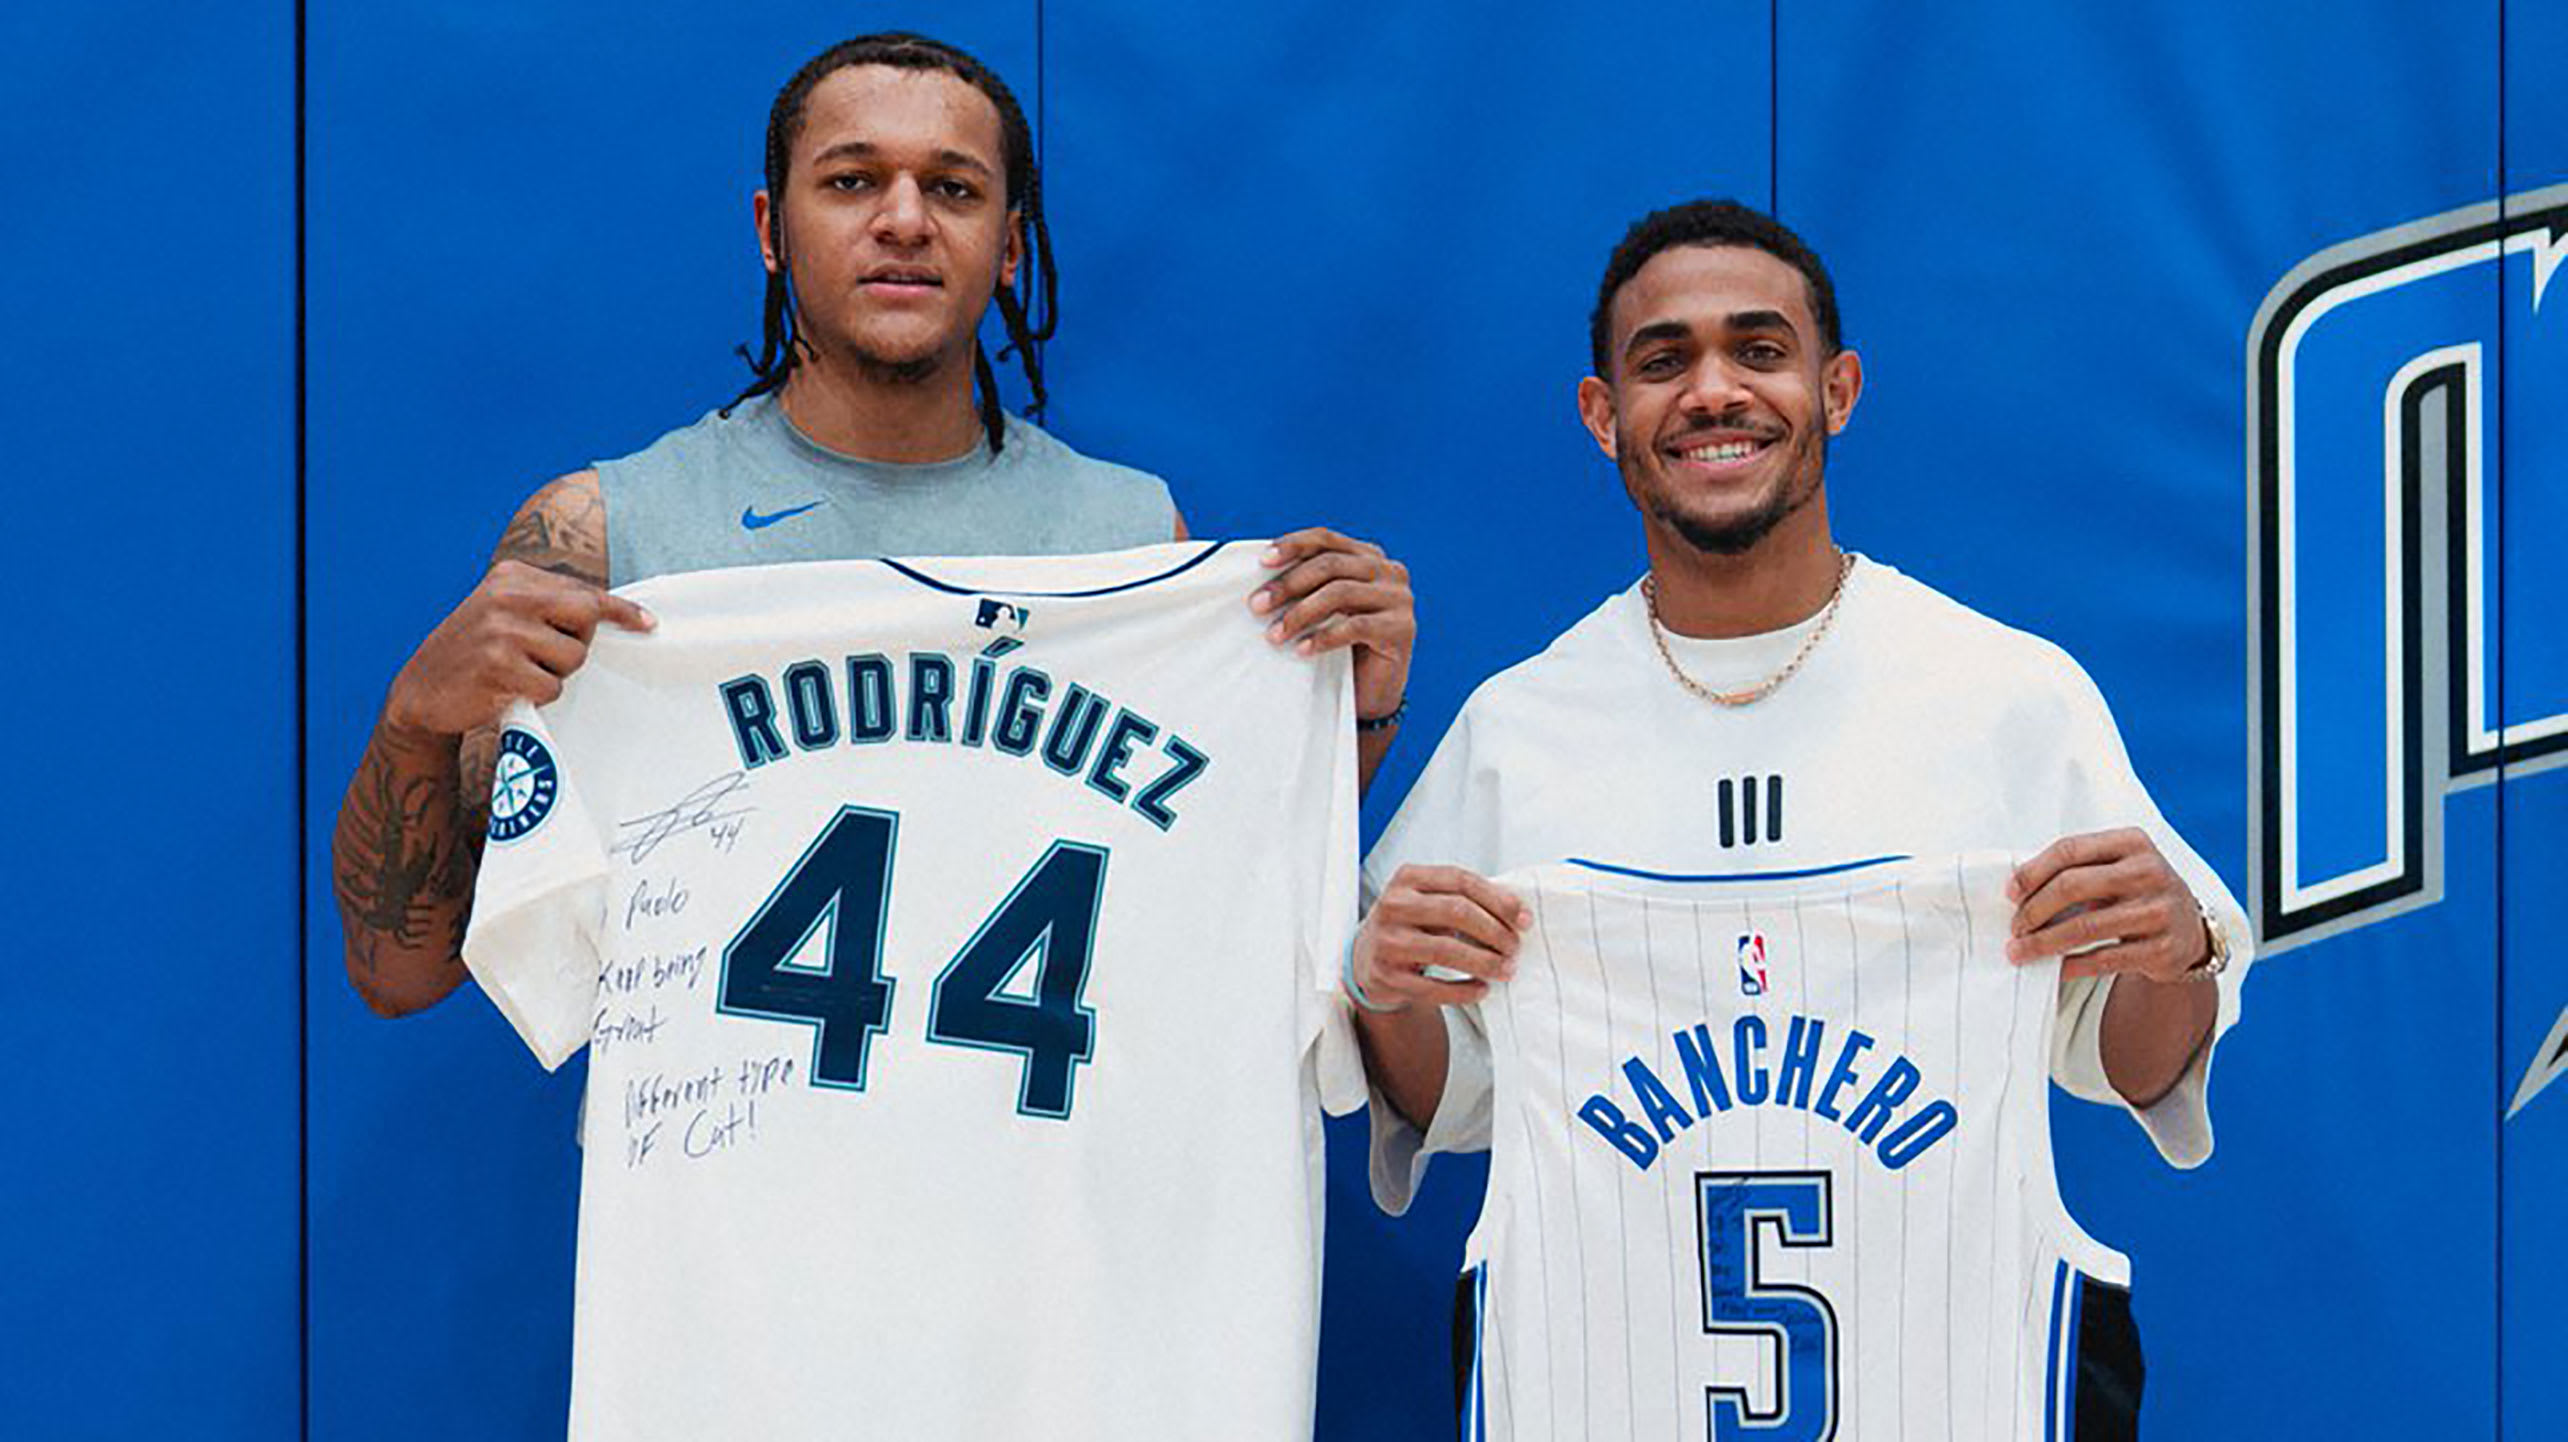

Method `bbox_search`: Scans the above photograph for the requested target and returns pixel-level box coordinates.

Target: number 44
[717,806,1108,1119]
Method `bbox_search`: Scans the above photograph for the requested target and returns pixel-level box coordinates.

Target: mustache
[1661,419,1787,448]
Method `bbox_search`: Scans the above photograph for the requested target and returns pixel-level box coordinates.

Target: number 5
[1697,1170,1838,1442]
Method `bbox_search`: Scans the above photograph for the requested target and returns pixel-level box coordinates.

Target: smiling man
[1343,200,2251,1438]
[333,32,1414,1015]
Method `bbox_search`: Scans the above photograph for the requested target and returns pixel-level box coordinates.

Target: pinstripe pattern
[1479,1257,1499,1436]
[1463,855,2127,1442]
[2044,1262,2068,1442]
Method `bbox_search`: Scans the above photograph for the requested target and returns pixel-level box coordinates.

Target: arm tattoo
[332,473,609,994]
[332,737,475,974]
[457,724,500,830]
[494,471,609,586]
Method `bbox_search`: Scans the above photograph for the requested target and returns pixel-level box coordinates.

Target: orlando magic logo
[488,728,561,843]
[2247,183,2568,1112]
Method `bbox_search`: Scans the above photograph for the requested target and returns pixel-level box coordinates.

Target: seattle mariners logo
[2246,183,2568,1113]
[488,728,561,843]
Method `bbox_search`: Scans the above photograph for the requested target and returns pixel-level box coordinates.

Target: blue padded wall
[0,3,299,1438]
[5,4,2559,1438]
[2500,2,2568,1439]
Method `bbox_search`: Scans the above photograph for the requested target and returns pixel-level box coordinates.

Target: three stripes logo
[1715,774,1785,849]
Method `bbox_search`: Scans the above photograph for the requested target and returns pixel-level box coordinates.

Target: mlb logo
[974,599,1031,632]
[1736,932,1769,996]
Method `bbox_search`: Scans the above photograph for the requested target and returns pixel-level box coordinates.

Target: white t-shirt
[465,543,1364,1442]
[1463,855,2127,1442]
[1363,556,2251,1212]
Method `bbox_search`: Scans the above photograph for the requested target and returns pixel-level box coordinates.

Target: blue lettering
[1813,1028,1874,1123]
[1877,1100,1958,1170]
[1577,1095,1660,1170]
[1733,1014,1771,1106]
[1844,1056,1921,1144]
[1624,1057,1694,1143]
[1674,1023,1734,1115]
[1776,1015,1825,1110]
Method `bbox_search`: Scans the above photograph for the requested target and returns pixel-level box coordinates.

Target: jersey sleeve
[1299,651,1369,1118]
[461,701,612,1071]
[1356,701,1509,1214]
[2041,652,2254,1169]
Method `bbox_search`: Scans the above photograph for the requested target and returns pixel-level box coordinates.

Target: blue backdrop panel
[2500,3,2568,1437]
[1779,3,2500,1440]
[1040,5,1769,1435]
[0,4,298,1439]
[286,6,2568,1441]
[303,9,1032,1439]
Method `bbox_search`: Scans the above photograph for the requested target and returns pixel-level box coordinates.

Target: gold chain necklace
[1640,551,1856,707]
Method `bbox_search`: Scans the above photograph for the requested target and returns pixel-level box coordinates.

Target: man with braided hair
[334,31,1416,1014]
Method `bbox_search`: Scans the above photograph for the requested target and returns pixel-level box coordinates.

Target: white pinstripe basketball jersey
[1463,854,2128,1442]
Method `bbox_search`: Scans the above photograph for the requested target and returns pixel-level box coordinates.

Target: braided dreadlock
[730,32,1057,455]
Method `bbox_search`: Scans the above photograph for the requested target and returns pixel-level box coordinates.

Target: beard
[1623,423,1828,556]
[850,347,943,387]
[788,302,953,388]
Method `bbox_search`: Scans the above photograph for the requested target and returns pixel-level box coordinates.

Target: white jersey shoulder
[1461,559,2094,719]
[465,542,1360,1442]
[1463,854,2126,1442]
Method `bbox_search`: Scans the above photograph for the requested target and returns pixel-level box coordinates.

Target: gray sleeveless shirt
[595,394,1176,587]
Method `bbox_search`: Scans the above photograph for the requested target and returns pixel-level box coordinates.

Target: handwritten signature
[614,772,756,862]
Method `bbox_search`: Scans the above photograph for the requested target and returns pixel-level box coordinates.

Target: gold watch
[2190,902,2233,979]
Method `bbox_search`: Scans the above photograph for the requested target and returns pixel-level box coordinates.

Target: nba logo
[1736,933,1768,996]
[975,599,1031,631]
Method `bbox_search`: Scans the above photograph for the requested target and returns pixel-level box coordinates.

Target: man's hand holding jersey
[1252,527,1416,728]
[384,558,656,741]
[2004,826,2222,1109]
[1345,864,1531,1130]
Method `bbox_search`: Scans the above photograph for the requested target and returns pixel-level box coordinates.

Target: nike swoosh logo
[741,500,825,531]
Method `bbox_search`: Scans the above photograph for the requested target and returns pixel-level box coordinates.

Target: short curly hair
[1588,200,1842,376]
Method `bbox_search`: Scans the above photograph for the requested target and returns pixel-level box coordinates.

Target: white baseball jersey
[464,542,1363,1442]
[1462,854,2127,1442]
